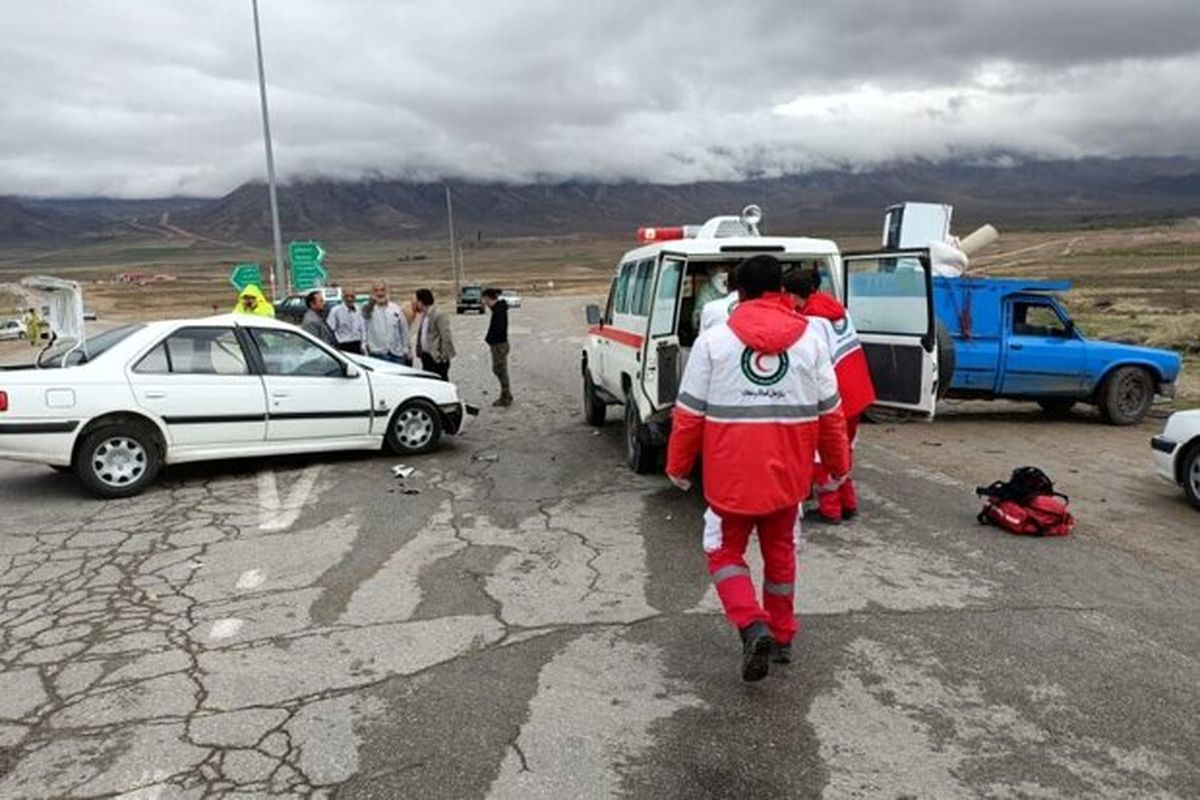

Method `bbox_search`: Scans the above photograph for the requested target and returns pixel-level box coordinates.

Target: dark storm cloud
[1,0,1197,197]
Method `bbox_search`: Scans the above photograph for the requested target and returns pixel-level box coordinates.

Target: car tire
[1038,398,1076,416]
[935,321,956,399]
[75,422,161,499]
[624,391,659,474]
[17,331,26,340]
[1098,366,1154,425]
[583,370,607,427]
[386,399,443,455]
[1181,442,1200,511]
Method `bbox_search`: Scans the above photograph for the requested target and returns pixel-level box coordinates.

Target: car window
[135,327,248,375]
[249,328,345,377]
[603,278,616,323]
[650,258,683,337]
[614,262,636,314]
[844,254,930,336]
[1012,302,1068,337]
[631,258,655,316]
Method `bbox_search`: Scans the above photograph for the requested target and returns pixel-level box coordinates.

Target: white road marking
[258,465,323,531]
[208,618,245,641]
[236,569,267,591]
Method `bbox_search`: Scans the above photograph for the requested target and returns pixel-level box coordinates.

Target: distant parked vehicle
[499,291,523,308]
[274,287,341,325]
[1153,409,1200,510]
[457,285,484,314]
[83,308,98,321]
[0,320,26,341]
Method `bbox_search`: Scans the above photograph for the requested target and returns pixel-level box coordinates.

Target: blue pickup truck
[933,277,1181,424]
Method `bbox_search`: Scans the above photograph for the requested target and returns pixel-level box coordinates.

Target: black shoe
[841,507,858,521]
[739,622,775,683]
[815,512,842,526]
[771,642,792,664]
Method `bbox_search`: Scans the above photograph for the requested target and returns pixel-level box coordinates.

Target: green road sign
[229,263,263,292]
[289,240,328,292]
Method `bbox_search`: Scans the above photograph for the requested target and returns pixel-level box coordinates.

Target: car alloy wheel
[91,436,148,488]
[1115,372,1149,417]
[395,406,435,450]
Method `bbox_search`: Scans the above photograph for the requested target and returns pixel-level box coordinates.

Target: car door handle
[143,391,167,399]
[272,392,290,399]
[1010,344,1023,350]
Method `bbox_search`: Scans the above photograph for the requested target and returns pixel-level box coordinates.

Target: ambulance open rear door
[639,254,686,412]
[840,249,938,418]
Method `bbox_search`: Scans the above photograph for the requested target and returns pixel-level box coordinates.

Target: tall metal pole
[445,185,459,296]
[251,0,286,300]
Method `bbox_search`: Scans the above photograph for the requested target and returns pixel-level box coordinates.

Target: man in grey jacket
[301,291,337,347]
[414,288,455,380]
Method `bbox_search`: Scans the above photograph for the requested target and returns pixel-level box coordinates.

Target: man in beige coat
[414,288,455,380]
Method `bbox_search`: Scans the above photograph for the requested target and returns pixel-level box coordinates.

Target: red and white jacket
[667,294,850,517]
[800,292,877,420]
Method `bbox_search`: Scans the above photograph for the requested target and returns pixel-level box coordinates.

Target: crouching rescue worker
[667,255,849,682]
[785,268,876,523]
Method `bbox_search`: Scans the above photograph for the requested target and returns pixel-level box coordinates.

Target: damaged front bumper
[440,401,479,435]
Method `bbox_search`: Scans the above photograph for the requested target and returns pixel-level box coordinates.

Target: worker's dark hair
[782,267,815,299]
[736,255,783,300]
[727,264,738,292]
[416,288,435,306]
[305,290,322,309]
[810,266,822,290]
[482,288,500,300]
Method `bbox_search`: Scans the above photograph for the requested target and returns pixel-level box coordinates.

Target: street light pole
[445,185,459,297]
[251,0,287,300]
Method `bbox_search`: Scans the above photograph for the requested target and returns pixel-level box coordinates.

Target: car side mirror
[585,304,602,326]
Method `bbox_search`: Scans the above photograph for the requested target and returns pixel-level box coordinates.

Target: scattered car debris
[473,453,500,463]
[392,464,416,479]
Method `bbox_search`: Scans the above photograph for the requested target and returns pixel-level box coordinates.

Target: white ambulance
[581,207,940,473]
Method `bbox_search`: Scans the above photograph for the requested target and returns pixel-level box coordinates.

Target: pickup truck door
[639,255,686,409]
[840,249,938,417]
[1000,297,1086,396]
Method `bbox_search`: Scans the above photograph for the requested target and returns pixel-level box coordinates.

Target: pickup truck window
[1012,302,1070,337]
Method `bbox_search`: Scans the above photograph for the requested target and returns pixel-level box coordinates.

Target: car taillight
[0,391,7,412]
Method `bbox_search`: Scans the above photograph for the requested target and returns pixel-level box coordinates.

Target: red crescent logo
[754,353,771,372]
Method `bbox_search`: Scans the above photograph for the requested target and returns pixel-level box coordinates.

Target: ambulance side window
[614,262,636,314]
[631,258,655,316]
[603,278,616,324]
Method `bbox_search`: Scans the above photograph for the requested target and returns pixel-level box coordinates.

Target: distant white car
[1152,409,1200,510]
[499,291,522,308]
[0,320,26,341]
[0,315,475,498]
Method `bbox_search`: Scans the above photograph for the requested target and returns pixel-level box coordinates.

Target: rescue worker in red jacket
[667,255,850,682]
[784,267,877,523]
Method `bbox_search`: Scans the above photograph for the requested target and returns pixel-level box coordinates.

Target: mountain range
[4,156,1200,247]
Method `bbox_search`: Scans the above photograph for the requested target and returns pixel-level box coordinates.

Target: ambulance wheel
[624,392,658,474]
[583,370,606,427]
[1098,366,1153,425]
[935,322,955,399]
[1038,399,1076,416]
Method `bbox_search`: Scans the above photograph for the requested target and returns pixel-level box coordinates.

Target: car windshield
[461,287,482,298]
[37,324,144,368]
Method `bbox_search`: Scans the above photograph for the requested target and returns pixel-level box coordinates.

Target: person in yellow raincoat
[233,285,275,317]
[23,308,44,346]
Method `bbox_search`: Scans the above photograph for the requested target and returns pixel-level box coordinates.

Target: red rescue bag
[976,467,1075,537]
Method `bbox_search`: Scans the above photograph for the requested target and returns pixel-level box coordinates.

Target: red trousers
[815,414,860,518]
[705,505,799,644]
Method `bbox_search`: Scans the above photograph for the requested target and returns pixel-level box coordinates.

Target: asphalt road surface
[0,298,1197,799]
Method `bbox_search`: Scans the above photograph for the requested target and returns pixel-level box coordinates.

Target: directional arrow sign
[289,240,328,292]
[229,263,264,292]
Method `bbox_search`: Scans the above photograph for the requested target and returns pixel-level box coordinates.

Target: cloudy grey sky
[2,0,1198,198]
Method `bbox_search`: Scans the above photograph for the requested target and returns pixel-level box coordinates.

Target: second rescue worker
[667,255,849,682]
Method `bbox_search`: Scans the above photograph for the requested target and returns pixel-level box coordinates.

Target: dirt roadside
[873,400,1198,581]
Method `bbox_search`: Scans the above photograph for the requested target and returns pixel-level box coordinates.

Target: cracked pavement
[0,297,1197,798]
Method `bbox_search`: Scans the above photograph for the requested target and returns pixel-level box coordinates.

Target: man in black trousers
[482,289,512,406]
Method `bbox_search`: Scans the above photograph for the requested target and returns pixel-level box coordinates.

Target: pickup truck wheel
[1038,399,1076,416]
[76,423,161,499]
[386,400,442,455]
[624,392,659,474]
[1181,443,1200,511]
[1099,366,1154,425]
[935,322,956,399]
[583,370,607,427]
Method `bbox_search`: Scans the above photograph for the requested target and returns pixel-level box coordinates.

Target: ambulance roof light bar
[636,205,764,245]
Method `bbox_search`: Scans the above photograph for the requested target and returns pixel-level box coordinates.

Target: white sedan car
[0,315,475,498]
[1152,409,1200,510]
[0,320,27,341]
[499,291,523,308]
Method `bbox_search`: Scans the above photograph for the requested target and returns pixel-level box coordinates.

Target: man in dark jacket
[482,289,512,406]
[301,291,337,347]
